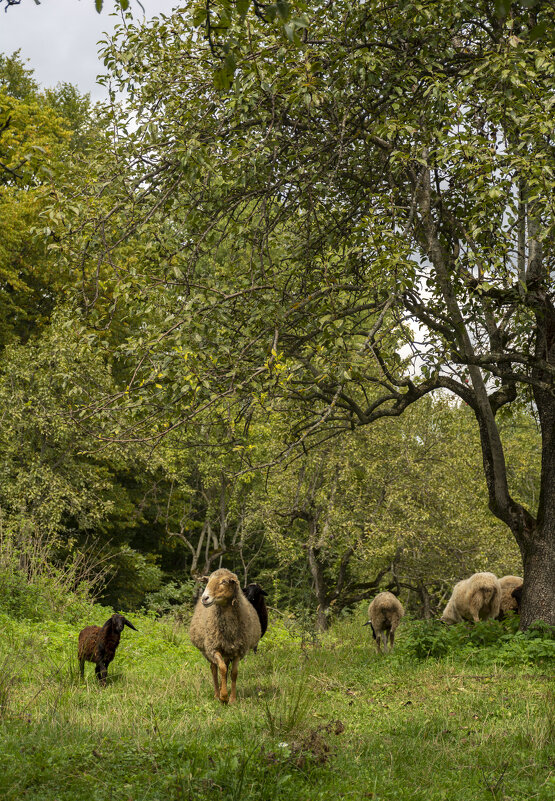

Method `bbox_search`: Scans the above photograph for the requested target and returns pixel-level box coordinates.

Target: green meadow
[0,610,553,801]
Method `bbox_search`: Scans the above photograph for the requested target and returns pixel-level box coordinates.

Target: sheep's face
[112,615,126,633]
[201,571,239,608]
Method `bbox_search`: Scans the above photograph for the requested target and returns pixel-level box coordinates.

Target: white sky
[0,0,179,99]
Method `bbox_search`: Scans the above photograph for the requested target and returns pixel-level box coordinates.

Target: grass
[0,609,553,801]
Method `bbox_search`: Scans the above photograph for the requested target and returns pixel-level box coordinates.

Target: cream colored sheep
[189,568,261,704]
[364,591,404,652]
[497,575,523,618]
[441,572,501,624]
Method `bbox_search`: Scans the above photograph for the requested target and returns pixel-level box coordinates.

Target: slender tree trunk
[417,582,432,620]
[307,545,330,631]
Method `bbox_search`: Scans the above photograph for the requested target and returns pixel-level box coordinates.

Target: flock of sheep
[77,568,523,704]
[364,572,523,656]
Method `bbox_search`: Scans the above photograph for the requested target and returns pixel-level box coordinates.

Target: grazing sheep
[364,591,404,653]
[497,575,524,619]
[511,583,523,612]
[441,572,501,624]
[78,613,137,684]
[189,568,261,704]
[242,582,268,649]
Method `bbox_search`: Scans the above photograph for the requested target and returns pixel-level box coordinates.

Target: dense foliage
[1,1,553,628]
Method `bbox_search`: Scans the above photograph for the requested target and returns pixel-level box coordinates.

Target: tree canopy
[54,0,555,626]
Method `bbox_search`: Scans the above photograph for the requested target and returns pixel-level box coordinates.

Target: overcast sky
[0,0,179,99]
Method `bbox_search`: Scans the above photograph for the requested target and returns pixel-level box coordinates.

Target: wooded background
[1,0,553,627]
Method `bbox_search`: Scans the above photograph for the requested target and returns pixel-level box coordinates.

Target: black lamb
[242,583,268,646]
[78,613,137,684]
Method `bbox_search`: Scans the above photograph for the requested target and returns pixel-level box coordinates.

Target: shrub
[399,616,555,665]
[0,520,102,621]
[143,578,197,618]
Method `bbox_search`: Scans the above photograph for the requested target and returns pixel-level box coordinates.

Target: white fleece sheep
[189,568,261,704]
[365,591,404,652]
[497,575,523,618]
[441,572,501,624]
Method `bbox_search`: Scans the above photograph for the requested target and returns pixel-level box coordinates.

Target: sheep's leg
[389,630,395,650]
[214,652,228,703]
[210,662,220,699]
[95,662,107,685]
[468,594,482,623]
[79,659,85,680]
[228,656,240,704]
[375,633,382,653]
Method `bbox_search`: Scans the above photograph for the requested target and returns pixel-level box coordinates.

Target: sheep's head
[243,583,268,603]
[364,619,377,639]
[512,584,523,612]
[103,614,138,633]
[201,569,239,608]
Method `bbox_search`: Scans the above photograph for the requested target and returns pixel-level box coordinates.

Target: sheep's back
[442,572,501,622]
[78,626,101,661]
[368,592,404,632]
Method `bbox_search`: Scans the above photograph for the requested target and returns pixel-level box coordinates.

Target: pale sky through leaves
[0,0,179,99]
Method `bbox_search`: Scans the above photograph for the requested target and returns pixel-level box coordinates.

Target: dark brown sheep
[78,614,137,684]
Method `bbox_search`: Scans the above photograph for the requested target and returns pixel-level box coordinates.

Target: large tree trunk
[520,525,555,628]
[523,353,555,628]
[525,295,555,628]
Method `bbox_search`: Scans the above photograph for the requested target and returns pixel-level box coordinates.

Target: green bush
[399,616,555,665]
[143,578,197,618]
[0,524,98,622]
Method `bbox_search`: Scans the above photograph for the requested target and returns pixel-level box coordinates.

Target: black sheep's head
[363,620,377,639]
[511,584,523,613]
[243,583,268,604]
[104,614,138,633]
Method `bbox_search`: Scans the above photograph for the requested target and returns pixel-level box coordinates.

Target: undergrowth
[399,615,555,665]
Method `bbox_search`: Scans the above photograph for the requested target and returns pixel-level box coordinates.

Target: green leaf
[237,0,251,18]
[276,1,291,22]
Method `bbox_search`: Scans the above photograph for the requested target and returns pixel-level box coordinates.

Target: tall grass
[0,610,553,801]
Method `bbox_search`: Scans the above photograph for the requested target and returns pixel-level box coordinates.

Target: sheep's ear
[200,575,210,582]
[363,620,371,626]
[122,617,138,631]
[260,589,268,596]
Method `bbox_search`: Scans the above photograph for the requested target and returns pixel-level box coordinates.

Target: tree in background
[244,397,524,628]
[0,52,96,347]
[60,1,554,626]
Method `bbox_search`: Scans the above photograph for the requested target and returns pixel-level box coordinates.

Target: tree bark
[520,527,555,628]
